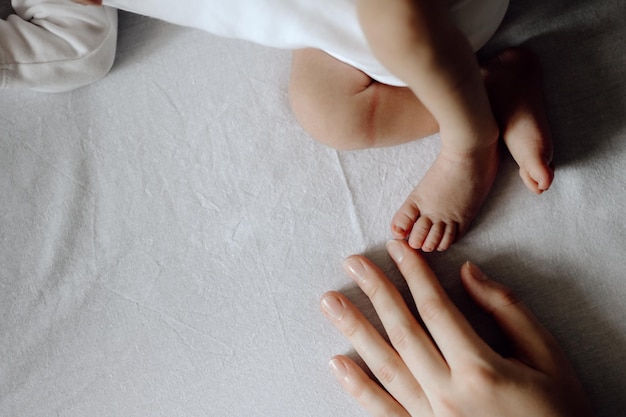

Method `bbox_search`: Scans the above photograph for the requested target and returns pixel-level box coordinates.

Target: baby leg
[289,47,553,252]
[390,48,555,249]
[391,48,555,250]
[358,0,500,251]
[290,47,497,252]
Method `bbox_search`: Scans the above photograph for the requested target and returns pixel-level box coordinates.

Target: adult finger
[320,291,432,416]
[329,355,411,417]
[343,255,448,381]
[386,240,493,366]
[460,262,565,372]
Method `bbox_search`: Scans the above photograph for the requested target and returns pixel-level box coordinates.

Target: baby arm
[0,0,117,92]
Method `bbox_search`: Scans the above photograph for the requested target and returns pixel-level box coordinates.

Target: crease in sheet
[332,151,366,248]
[254,245,301,382]
[101,286,235,356]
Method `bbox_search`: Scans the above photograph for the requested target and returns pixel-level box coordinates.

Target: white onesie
[104,0,509,86]
[1,0,508,91]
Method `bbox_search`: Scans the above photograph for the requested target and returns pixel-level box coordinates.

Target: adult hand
[320,240,594,417]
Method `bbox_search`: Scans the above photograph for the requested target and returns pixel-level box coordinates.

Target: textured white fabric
[2,0,626,416]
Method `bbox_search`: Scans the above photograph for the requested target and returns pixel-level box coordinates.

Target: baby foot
[391,142,499,252]
[483,47,554,194]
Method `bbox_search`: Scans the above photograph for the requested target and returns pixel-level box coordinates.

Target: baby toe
[519,168,541,194]
[533,163,554,191]
[408,216,433,249]
[520,163,554,195]
[421,222,445,252]
[437,223,458,252]
[391,199,421,239]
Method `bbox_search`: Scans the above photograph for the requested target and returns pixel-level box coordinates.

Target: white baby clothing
[1,0,509,91]
[103,0,510,86]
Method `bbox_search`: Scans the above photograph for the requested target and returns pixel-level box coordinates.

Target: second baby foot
[391,142,499,252]
[484,47,554,194]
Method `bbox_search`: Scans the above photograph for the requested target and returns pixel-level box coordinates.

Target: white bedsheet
[2,0,626,416]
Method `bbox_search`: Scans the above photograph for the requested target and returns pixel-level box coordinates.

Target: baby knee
[289,84,374,151]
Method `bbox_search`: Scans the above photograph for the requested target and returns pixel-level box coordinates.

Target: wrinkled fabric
[1,0,626,416]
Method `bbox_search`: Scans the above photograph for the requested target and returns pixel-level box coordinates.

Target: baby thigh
[288,48,438,150]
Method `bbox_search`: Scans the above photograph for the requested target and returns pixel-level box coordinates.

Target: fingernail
[466,261,488,281]
[343,258,366,285]
[321,295,345,320]
[386,240,405,263]
[329,358,348,380]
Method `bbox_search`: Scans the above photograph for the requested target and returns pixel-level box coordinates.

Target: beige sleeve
[0,0,117,92]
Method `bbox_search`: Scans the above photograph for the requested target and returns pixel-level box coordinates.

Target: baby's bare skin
[484,47,554,195]
[392,47,554,251]
[392,137,499,251]
[359,0,542,252]
[291,0,553,252]
[76,0,551,251]
[291,46,554,252]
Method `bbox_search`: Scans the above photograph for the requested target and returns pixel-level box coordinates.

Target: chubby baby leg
[290,48,497,252]
[289,47,553,252]
[289,48,438,150]
[356,0,503,252]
